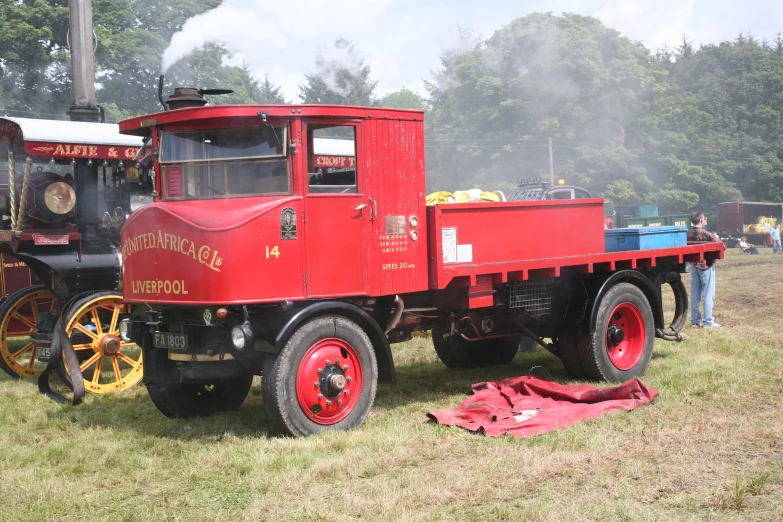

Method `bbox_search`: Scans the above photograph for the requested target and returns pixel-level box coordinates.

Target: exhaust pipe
[158,75,168,111]
[67,0,100,122]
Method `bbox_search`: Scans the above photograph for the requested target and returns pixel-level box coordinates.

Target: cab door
[303,122,367,297]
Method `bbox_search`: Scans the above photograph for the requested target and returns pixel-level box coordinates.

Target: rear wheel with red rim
[263,314,378,437]
[578,282,654,382]
[605,303,645,371]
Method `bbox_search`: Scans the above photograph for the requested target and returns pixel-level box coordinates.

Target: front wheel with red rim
[263,315,378,437]
[580,282,655,382]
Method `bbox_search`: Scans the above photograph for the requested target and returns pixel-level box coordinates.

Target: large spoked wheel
[0,285,56,379]
[145,347,254,418]
[58,292,144,393]
[578,283,654,382]
[432,328,519,368]
[262,315,378,437]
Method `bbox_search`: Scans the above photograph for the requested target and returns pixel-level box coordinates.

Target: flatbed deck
[436,243,725,287]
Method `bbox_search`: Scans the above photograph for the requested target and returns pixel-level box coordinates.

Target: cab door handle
[354,203,368,211]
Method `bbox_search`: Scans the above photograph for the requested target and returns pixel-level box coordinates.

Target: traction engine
[0,116,153,399]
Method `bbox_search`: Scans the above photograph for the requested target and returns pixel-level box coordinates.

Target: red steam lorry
[116,98,723,437]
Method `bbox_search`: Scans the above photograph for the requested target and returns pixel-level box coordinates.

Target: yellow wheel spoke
[90,308,103,336]
[26,347,37,369]
[117,352,140,368]
[109,306,120,336]
[111,357,122,381]
[10,342,35,359]
[72,343,93,351]
[12,313,35,330]
[79,353,101,372]
[91,356,102,384]
[73,322,98,341]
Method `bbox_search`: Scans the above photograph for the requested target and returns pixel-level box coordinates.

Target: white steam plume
[161,0,395,99]
[311,41,365,97]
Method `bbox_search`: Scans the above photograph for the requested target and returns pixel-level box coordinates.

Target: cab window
[307,126,357,194]
[160,125,289,200]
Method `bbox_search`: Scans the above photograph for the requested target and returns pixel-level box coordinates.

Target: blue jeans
[691,266,716,326]
[774,239,782,253]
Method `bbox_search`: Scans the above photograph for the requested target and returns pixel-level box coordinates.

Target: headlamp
[43,182,76,215]
[230,324,254,350]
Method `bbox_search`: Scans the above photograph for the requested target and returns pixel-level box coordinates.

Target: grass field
[0,248,781,521]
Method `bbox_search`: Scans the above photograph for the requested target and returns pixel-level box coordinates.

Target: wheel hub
[99,334,121,355]
[326,372,346,393]
[295,338,363,425]
[606,324,625,346]
[317,363,348,399]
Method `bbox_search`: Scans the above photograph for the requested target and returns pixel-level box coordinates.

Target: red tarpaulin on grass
[427,376,658,438]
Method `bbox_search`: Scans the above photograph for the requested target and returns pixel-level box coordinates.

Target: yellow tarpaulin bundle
[426,188,505,206]
[756,216,777,226]
[746,224,768,233]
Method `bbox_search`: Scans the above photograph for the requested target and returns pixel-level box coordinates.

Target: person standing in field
[772,224,782,254]
[688,212,722,328]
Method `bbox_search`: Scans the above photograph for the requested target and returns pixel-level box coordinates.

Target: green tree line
[2,4,782,208]
[424,14,783,209]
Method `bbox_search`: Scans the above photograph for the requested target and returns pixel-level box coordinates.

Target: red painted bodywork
[427,199,606,290]
[118,104,724,306]
[0,254,33,298]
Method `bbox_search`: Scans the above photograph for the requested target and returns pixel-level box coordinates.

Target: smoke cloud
[311,41,366,97]
[161,3,280,73]
[160,0,394,98]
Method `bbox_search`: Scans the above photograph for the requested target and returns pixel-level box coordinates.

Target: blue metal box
[604,226,687,252]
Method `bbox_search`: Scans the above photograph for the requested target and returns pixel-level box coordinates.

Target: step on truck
[115,98,724,437]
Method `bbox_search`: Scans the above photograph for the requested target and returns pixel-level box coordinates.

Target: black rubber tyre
[262,315,378,437]
[519,337,540,353]
[558,332,587,379]
[146,346,253,418]
[432,328,519,367]
[577,282,655,382]
[481,336,521,365]
[431,328,462,368]
[649,269,689,339]
[0,284,55,379]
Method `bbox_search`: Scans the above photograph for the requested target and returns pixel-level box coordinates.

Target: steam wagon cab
[0,116,150,393]
[118,103,723,436]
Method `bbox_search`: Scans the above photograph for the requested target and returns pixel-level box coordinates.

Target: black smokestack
[67,0,100,122]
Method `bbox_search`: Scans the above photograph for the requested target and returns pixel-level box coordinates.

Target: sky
[163,0,781,101]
